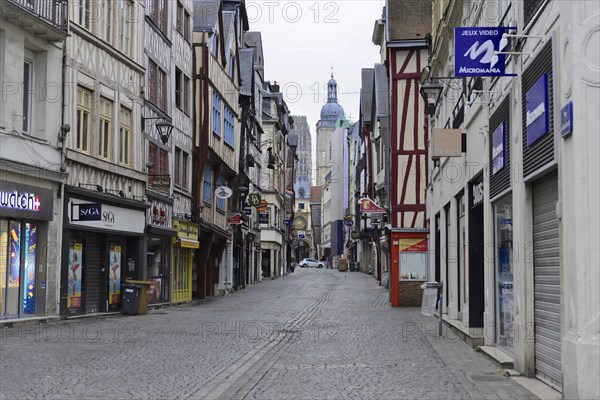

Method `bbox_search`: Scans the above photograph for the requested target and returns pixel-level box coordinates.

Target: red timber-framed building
[381,0,432,306]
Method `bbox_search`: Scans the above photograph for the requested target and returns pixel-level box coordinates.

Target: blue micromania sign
[526,73,550,146]
[491,122,505,175]
[454,27,517,77]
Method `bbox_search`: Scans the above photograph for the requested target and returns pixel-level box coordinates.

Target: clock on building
[293,216,307,230]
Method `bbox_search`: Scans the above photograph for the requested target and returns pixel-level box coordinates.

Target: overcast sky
[250,1,385,132]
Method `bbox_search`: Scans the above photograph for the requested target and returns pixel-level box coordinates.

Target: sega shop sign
[526,73,550,146]
[454,26,517,77]
[69,198,145,233]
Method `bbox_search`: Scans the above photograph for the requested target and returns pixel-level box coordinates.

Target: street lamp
[142,116,174,145]
[419,83,444,116]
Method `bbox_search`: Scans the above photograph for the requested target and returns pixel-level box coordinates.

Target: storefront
[172,218,198,303]
[0,181,54,319]
[488,94,514,353]
[467,176,484,327]
[390,230,428,307]
[522,39,561,390]
[145,197,175,305]
[61,187,146,316]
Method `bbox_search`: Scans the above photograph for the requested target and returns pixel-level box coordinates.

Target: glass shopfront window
[146,236,169,303]
[1,219,38,318]
[494,196,514,351]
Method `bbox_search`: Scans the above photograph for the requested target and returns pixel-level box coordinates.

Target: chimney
[271,81,280,93]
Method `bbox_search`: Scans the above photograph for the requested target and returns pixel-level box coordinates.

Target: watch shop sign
[0,181,53,221]
[454,26,516,77]
[69,198,145,233]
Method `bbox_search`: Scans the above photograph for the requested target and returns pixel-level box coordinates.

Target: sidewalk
[403,308,560,400]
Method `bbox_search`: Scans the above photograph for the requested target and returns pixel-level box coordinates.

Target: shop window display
[1,219,37,318]
[495,197,514,350]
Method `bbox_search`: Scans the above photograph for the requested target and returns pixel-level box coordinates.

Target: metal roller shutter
[533,171,561,390]
[85,233,103,314]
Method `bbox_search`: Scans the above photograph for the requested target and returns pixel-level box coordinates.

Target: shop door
[85,233,104,314]
[533,171,561,390]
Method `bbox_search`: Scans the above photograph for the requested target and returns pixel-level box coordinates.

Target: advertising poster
[109,244,122,306]
[8,221,21,287]
[68,242,83,309]
[23,223,37,314]
[399,238,428,280]
[147,277,162,304]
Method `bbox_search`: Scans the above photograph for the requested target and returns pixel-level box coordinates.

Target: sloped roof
[244,32,264,67]
[193,0,220,32]
[360,68,374,122]
[374,64,389,118]
[239,48,254,97]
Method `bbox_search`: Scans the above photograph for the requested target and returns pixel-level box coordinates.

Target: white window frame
[119,0,132,55]
[99,98,112,160]
[76,87,91,153]
[22,52,34,133]
[119,107,131,165]
[100,0,113,43]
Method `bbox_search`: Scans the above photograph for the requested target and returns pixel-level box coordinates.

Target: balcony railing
[5,0,68,36]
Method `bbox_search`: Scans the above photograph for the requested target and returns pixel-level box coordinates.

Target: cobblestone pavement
[0,269,538,400]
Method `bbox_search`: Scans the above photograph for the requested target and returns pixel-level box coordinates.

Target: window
[100,0,113,43]
[211,33,219,58]
[99,98,112,159]
[183,75,190,114]
[224,105,235,147]
[176,1,191,41]
[212,93,221,136]
[216,176,226,211]
[76,87,91,152]
[77,0,91,30]
[228,54,234,78]
[148,60,167,111]
[203,165,213,204]
[119,108,131,165]
[22,57,33,133]
[150,0,168,32]
[119,0,132,55]
[175,148,182,185]
[174,147,189,189]
[175,69,190,114]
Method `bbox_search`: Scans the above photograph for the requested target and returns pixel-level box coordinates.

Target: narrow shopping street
[1,269,537,400]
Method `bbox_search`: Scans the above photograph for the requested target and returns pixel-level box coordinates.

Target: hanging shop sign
[215,186,233,199]
[0,181,54,221]
[69,198,145,233]
[561,101,573,138]
[526,73,549,146]
[359,198,386,214]
[454,26,517,77]
[227,213,242,225]
[258,210,269,224]
[432,129,462,157]
[248,193,261,207]
[148,175,171,189]
[491,122,505,175]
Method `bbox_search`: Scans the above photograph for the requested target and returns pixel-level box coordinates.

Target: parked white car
[299,258,324,268]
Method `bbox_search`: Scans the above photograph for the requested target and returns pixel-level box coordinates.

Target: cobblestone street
[0,269,538,400]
